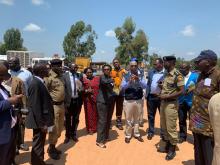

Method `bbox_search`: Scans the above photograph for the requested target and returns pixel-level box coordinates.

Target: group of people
[0,49,220,165]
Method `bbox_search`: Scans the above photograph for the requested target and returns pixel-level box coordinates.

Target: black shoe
[157,141,170,153]
[139,123,144,127]
[71,136,79,142]
[135,136,144,142]
[116,125,124,130]
[20,143,29,151]
[64,137,70,144]
[125,137,131,143]
[54,147,62,155]
[48,151,60,160]
[179,138,186,144]
[147,133,154,140]
[47,145,61,160]
[165,145,176,160]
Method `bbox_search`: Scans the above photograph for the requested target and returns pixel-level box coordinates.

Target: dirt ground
[16,101,194,165]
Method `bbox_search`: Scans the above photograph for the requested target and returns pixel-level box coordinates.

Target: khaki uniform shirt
[189,67,220,137]
[161,68,184,96]
[45,70,65,102]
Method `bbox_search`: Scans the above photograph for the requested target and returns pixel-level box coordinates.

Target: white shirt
[150,70,164,95]
[69,72,82,98]
[184,71,192,85]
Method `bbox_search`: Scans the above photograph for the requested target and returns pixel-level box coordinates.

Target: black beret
[163,55,176,61]
[194,50,217,62]
[50,59,62,66]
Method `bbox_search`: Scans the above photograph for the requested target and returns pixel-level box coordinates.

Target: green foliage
[0,28,25,54]
[0,43,6,54]
[4,28,23,50]
[115,17,148,65]
[63,21,97,60]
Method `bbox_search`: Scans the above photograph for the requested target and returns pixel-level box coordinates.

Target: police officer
[158,56,184,160]
[45,59,65,160]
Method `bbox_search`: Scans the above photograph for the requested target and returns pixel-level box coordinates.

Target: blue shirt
[121,71,147,90]
[178,71,199,107]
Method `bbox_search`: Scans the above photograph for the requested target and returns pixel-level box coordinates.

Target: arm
[160,74,184,100]
[161,86,184,100]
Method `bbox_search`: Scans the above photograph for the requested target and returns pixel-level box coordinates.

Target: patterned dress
[82,76,100,133]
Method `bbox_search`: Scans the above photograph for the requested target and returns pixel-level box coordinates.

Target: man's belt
[52,101,64,105]
[149,94,159,97]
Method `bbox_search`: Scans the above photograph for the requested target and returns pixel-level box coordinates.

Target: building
[6,50,43,68]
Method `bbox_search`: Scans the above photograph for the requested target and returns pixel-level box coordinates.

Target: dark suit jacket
[0,85,13,145]
[25,76,54,129]
[63,72,83,108]
[96,75,114,104]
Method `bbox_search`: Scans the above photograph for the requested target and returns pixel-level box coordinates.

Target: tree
[3,28,24,51]
[0,42,6,54]
[115,17,148,65]
[63,21,97,61]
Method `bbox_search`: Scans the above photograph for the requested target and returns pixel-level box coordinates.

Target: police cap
[163,55,176,61]
[194,50,217,62]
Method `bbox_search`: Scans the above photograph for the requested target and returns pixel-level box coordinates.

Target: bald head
[8,57,20,71]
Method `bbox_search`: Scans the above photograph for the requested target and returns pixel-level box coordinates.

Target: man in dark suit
[0,63,23,165]
[63,63,83,144]
[26,63,54,165]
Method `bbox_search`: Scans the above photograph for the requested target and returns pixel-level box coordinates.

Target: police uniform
[45,69,65,146]
[160,67,184,145]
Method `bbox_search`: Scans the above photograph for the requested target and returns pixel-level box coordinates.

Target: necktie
[73,74,77,96]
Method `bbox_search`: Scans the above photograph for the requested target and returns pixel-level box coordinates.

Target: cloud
[186,52,195,56]
[0,0,14,5]
[180,25,195,37]
[23,23,43,32]
[105,30,115,37]
[149,46,167,55]
[100,50,106,54]
[31,0,44,5]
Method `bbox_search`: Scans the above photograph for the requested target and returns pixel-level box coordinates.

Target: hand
[7,94,23,105]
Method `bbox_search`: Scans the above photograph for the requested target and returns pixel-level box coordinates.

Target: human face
[197,59,210,73]
[86,69,93,79]
[70,64,78,73]
[163,60,173,70]
[52,65,63,75]
[130,62,138,73]
[113,60,120,69]
[103,66,111,76]
[8,58,20,71]
[179,63,190,76]
[153,60,163,71]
